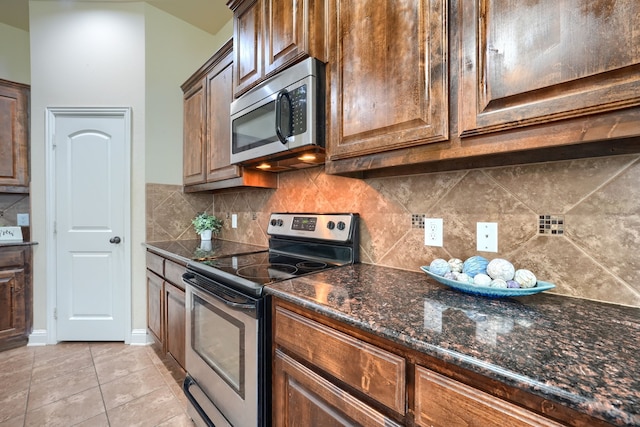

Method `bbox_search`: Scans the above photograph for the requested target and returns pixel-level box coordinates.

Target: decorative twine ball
[443,272,456,280]
[473,273,492,287]
[456,273,473,284]
[506,280,521,289]
[486,258,515,281]
[462,255,489,278]
[448,258,464,273]
[429,258,451,276]
[514,269,537,288]
[490,278,508,288]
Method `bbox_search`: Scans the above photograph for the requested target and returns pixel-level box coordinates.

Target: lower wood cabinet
[146,250,186,369]
[0,245,32,351]
[271,297,597,426]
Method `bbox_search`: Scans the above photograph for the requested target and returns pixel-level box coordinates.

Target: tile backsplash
[147,154,640,307]
[0,194,30,227]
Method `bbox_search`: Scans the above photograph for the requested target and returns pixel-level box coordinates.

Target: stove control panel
[267,213,358,242]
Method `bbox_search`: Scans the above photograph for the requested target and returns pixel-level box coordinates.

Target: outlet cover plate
[424,218,443,247]
[17,213,29,226]
[477,222,498,252]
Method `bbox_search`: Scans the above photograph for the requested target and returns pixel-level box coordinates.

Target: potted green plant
[192,212,223,241]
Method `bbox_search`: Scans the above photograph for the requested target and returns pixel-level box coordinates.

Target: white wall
[144,4,223,185]
[29,0,147,334]
[0,22,30,84]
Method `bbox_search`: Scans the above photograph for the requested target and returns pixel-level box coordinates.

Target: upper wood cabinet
[182,39,276,192]
[228,0,327,97]
[0,80,30,193]
[326,0,448,161]
[324,0,640,178]
[458,0,640,136]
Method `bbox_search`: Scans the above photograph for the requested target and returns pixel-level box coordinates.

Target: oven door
[184,275,260,427]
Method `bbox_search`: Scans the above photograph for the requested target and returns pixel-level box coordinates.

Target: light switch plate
[231,214,238,229]
[477,222,498,252]
[17,213,29,226]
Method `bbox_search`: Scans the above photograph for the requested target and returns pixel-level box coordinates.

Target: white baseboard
[129,329,153,346]
[28,330,48,346]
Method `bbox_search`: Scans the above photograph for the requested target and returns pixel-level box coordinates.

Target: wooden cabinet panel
[459,0,640,136]
[327,0,448,160]
[0,246,32,351]
[274,306,406,415]
[164,259,185,289]
[273,348,403,427]
[0,269,26,340]
[165,281,186,368]
[232,0,263,96]
[415,366,563,427]
[146,270,163,345]
[264,0,326,76]
[183,78,207,186]
[145,251,164,277]
[206,49,242,182]
[0,80,30,192]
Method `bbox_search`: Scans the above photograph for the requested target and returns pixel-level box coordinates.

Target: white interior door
[50,108,131,341]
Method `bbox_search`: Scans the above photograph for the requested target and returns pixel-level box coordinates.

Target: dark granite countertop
[266,263,640,426]
[0,241,38,248]
[143,239,267,264]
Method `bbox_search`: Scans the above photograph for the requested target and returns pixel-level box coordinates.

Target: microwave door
[231,96,290,164]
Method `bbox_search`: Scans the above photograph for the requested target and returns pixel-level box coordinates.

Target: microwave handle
[275,89,292,144]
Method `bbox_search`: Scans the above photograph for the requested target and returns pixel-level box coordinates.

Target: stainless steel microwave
[230,57,325,167]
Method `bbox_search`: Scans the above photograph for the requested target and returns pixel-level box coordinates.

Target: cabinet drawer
[164,259,185,289]
[274,306,406,415]
[0,249,25,269]
[146,251,164,276]
[415,366,563,427]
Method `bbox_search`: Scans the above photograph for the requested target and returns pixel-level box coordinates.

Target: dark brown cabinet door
[459,0,640,136]
[273,349,402,427]
[146,270,163,345]
[264,0,326,76]
[326,0,448,160]
[206,49,242,182]
[232,0,263,96]
[183,78,207,185]
[0,269,26,340]
[165,281,185,368]
[0,80,29,192]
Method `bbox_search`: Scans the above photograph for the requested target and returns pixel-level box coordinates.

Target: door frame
[45,107,132,344]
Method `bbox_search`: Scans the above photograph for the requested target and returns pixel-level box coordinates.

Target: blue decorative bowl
[420,266,555,298]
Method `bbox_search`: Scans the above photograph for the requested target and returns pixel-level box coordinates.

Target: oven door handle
[183,376,215,427]
[184,275,257,312]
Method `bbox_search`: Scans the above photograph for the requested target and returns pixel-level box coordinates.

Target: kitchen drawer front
[274,348,403,427]
[164,259,185,290]
[415,366,563,427]
[274,306,406,415]
[0,249,25,269]
[146,251,164,276]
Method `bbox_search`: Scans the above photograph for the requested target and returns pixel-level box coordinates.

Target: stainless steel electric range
[182,213,360,427]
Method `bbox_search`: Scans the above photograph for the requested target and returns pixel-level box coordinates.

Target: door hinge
[53,308,57,320]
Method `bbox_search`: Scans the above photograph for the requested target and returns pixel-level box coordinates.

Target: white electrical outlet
[424,218,443,247]
[17,213,29,226]
[231,214,238,229]
[477,222,498,252]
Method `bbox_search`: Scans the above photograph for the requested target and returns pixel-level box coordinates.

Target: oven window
[232,101,279,153]
[192,294,245,397]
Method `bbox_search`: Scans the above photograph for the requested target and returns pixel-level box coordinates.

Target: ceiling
[0,0,232,35]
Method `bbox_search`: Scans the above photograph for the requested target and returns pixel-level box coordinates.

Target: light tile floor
[0,342,192,427]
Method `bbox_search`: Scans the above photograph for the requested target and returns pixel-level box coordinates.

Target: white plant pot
[200,229,212,241]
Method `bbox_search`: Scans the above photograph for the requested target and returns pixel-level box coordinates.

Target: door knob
[110,236,121,244]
